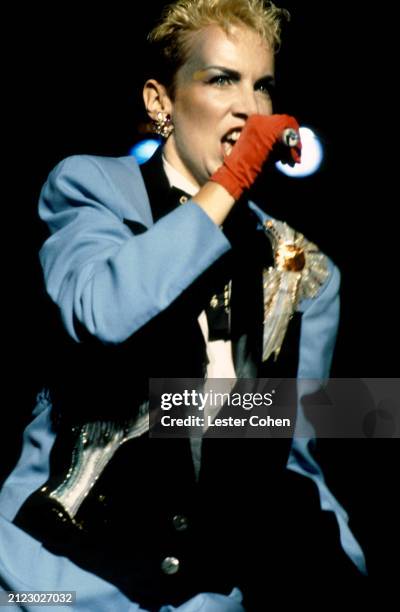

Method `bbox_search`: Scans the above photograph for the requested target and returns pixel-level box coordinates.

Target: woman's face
[163,24,275,188]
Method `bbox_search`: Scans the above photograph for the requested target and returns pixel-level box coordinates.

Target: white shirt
[162,155,236,439]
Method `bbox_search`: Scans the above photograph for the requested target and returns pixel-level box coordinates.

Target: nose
[230,84,261,118]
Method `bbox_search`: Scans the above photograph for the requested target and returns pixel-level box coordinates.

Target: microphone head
[281,128,300,147]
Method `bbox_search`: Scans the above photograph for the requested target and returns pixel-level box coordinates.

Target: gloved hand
[210,114,301,200]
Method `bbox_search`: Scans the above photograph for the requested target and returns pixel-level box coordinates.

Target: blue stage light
[129,138,161,164]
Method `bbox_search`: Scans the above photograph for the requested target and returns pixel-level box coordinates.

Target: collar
[139,146,192,222]
[162,154,198,197]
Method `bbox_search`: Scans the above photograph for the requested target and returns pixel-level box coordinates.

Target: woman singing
[0,1,366,610]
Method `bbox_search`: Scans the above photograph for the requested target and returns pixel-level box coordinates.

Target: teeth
[222,130,241,157]
[223,142,233,156]
[225,131,241,145]
[223,130,241,144]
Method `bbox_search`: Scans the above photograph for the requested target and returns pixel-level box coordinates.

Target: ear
[143,79,173,121]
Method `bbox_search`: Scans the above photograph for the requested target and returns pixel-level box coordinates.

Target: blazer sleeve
[38,155,231,344]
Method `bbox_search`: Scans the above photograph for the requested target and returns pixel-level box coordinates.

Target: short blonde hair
[147,0,289,95]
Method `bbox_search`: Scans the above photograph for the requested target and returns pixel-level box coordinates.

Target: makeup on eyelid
[192,69,209,81]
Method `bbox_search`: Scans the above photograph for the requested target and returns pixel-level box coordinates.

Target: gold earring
[153,112,174,138]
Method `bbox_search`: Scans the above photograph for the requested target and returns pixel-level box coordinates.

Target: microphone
[281,128,300,148]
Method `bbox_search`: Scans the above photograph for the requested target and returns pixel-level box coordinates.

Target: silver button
[179,195,188,204]
[172,514,189,532]
[161,556,180,575]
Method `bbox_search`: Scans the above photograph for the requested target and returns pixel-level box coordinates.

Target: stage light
[129,138,161,164]
[276,127,323,178]
[131,128,323,176]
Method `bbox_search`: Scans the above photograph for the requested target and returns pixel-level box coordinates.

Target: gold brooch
[262,220,329,361]
[276,243,306,272]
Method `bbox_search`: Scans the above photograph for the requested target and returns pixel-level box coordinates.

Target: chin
[207,159,223,178]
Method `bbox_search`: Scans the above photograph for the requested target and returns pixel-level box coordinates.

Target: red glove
[210,114,301,200]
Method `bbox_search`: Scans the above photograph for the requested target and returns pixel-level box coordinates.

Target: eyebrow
[194,65,275,87]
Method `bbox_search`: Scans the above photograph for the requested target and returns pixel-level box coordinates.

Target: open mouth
[221,129,242,157]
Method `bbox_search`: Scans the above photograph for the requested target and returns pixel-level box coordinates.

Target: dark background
[2,1,397,581]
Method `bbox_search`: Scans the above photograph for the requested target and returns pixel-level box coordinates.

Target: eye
[255,82,273,98]
[209,74,233,86]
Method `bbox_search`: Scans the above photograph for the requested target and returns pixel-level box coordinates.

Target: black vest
[15,150,310,611]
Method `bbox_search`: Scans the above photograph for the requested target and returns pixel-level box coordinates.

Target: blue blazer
[0,153,366,611]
